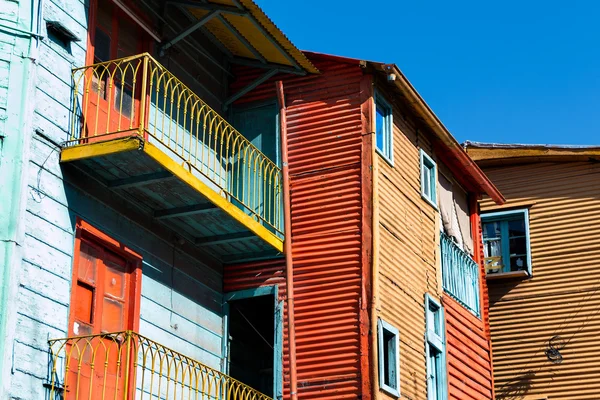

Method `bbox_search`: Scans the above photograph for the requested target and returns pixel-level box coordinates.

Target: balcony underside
[60,135,283,262]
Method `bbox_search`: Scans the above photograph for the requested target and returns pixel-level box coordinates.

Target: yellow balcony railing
[69,53,283,235]
[47,330,273,400]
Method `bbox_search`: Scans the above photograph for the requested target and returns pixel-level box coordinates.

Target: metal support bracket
[160,9,220,55]
[223,69,279,109]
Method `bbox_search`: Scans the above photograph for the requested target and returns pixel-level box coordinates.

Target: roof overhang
[464,141,600,167]
[369,62,505,205]
[165,0,319,75]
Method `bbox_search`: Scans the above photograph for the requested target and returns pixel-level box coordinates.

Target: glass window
[378,319,400,397]
[481,209,532,275]
[375,92,393,163]
[425,295,446,400]
[420,150,437,207]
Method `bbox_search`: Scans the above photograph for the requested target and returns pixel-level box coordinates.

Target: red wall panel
[225,55,366,399]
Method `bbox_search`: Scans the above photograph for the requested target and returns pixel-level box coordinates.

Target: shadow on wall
[488,277,523,308]
[495,370,534,400]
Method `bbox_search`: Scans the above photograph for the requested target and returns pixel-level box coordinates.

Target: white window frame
[420,149,438,209]
[481,208,532,277]
[378,319,400,397]
[374,91,394,165]
[425,294,446,400]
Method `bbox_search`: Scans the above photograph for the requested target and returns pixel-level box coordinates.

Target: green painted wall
[0,0,38,395]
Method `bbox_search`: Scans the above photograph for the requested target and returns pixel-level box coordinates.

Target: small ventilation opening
[46,21,79,53]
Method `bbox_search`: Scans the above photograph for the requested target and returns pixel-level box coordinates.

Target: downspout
[469,195,496,399]
[276,80,298,400]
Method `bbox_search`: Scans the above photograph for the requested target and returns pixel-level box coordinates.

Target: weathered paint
[0,0,38,396]
[0,0,244,397]
[477,160,600,400]
[226,55,366,399]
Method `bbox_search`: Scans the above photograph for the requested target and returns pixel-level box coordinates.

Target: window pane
[423,167,431,196]
[101,298,124,332]
[74,282,94,324]
[509,237,527,256]
[94,28,111,62]
[376,105,385,152]
[510,255,528,271]
[483,221,501,240]
[78,242,98,284]
[382,329,396,388]
[508,218,526,237]
[105,260,126,299]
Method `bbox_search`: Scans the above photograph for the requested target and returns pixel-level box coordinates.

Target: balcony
[47,331,272,400]
[61,53,283,261]
[440,232,481,317]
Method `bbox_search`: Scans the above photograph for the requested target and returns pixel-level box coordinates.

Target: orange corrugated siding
[480,161,600,400]
[225,56,366,399]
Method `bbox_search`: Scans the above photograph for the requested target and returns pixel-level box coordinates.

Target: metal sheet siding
[479,161,600,400]
[443,296,494,400]
[375,94,441,400]
[225,57,365,399]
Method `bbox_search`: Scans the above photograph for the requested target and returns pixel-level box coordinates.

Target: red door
[66,225,139,399]
[84,0,150,141]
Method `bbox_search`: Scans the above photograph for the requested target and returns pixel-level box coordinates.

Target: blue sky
[260,0,600,145]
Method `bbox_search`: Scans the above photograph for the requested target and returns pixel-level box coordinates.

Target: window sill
[486,270,530,281]
[421,193,439,211]
[380,384,400,398]
[376,147,394,167]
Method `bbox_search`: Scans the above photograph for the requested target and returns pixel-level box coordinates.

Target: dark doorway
[228,294,275,396]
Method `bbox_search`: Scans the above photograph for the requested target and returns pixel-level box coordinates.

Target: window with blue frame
[481,209,532,275]
[420,150,437,207]
[425,294,446,400]
[375,92,393,163]
[378,319,400,397]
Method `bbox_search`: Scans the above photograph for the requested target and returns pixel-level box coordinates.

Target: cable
[233,306,273,350]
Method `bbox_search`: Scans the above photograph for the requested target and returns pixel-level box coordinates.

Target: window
[425,295,446,400]
[420,150,437,208]
[378,319,400,397]
[481,209,532,276]
[375,92,393,163]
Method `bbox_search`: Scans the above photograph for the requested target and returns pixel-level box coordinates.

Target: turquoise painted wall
[0,0,228,397]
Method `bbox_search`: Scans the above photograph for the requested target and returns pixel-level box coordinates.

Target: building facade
[466,142,600,400]
[0,0,503,399]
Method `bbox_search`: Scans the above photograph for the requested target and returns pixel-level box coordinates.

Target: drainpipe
[276,80,298,400]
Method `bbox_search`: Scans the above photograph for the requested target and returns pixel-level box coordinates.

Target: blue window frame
[425,294,446,400]
[378,319,400,397]
[420,150,437,208]
[375,92,393,164]
[481,209,532,276]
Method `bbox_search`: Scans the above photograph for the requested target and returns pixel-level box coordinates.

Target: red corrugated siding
[225,56,365,399]
[444,296,494,400]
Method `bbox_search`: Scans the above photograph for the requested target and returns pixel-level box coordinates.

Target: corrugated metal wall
[225,55,366,399]
[374,91,442,400]
[444,295,494,400]
[480,161,600,400]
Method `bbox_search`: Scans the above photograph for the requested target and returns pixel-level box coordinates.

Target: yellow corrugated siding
[376,103,441,400]
[480,161,600,400]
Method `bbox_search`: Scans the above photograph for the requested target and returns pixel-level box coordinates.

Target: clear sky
[260,0,600,145]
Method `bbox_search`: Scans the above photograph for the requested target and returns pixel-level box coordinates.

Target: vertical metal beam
[224,69,278,107]
[160,9,220,54]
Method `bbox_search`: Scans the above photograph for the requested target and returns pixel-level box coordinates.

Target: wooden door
[66,237,135,399]
[84,0,149,141]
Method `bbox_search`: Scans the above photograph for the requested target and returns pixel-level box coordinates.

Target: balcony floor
[60,135,284,262]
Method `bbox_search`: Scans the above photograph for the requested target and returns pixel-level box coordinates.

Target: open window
[378,319,400,397]
[225,287,283,399]
[482,209,532,278]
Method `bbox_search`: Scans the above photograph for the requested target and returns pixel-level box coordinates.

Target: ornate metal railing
[69,53,283,235]
[47,330,272,400]
[440,232,481,317]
